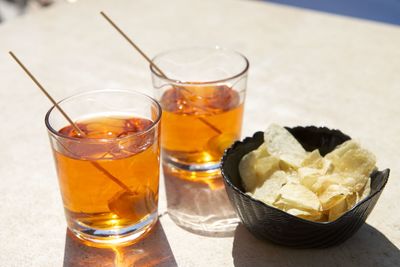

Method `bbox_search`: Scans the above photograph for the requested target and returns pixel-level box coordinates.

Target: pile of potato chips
[239,124,376,222]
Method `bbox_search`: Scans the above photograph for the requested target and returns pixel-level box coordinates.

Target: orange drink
[46,90,161,246]
[152,47,248,179]
[160,85,243,167]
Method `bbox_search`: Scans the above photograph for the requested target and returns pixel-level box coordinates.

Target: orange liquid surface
[160,85,243,165]
[54,116,160,230]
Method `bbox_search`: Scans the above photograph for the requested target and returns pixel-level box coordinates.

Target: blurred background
[1,0,400,25]
[0,0,72,23]
[0,0,52,23]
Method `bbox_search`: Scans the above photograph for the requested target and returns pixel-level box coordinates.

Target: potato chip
[286,172,300,184]
[345,192,359,209]
[239,151,258,191]
[311,173,343,194]
[239,153,279,192]
[286,208,322,221]
[320,158,334,174]
[302,149,333,174]
[278,160,293,172]
[328,198,347,221]
[337,149,375,176]
[302,149,322,167]
[341,173,369,193]
[326,140,360,159]
[253,143,269,159]
[275,183,321,212]
[319,184,350,210]
[360,177,371,200]
[254,156,280,180]
[298,167,320,188]
[239,146,279,192]
[252,170,287,205]
[326,140,376,176]
[264,124,307,168]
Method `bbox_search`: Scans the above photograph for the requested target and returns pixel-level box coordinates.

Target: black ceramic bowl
[221,126,390,248]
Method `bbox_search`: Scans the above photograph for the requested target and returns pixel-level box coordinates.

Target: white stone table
[0,0,399,266]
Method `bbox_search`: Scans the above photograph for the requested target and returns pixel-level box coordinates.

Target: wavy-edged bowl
[221,126,390,248]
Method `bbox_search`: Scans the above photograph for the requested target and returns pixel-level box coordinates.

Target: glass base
[163,163,239,237]
[163,156,222,182]
[168,210,239,236]
[163,153,221,174]
[69,212,158,247]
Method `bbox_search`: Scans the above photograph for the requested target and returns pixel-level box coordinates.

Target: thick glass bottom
[162,154,222,182]
[163,163,239,237]
[168,210,239,236]
[68,211,158,247]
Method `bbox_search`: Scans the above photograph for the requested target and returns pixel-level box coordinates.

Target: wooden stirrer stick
[9,52,85,137]
[100,11,222,135]
[100,11,167,78]
[9,51,133,193]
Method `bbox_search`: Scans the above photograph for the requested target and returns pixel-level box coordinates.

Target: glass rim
[150,46,250,85]
[45,89,162,143]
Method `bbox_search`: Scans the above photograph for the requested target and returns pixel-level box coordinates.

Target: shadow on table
[232,223,400,267]
[163,164,238,237]
[63,222,177,267]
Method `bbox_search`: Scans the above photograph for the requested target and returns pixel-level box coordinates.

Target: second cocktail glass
[151,47,249,180]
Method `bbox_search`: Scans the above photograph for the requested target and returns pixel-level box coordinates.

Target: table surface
[0,0,399,266]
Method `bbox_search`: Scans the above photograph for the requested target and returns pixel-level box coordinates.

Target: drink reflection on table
[63,221,177,267]
[163,164,239,237]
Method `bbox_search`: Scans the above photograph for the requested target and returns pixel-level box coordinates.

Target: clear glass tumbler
[151,47,249,180]
[45,89,161,246]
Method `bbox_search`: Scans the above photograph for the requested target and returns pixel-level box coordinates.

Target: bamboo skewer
[100,11,167,79]
[100,11,222,135]
[9,51,133,193]
[9,52,85,136]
